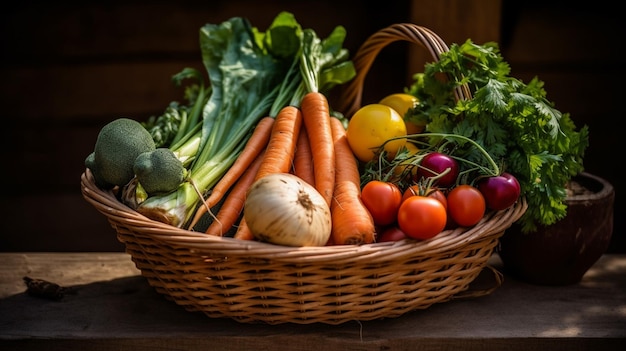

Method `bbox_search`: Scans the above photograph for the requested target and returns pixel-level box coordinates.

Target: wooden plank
[0,253,624,350]
[0,253,140,297]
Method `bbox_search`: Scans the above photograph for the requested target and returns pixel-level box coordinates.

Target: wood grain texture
[0,253,624,350]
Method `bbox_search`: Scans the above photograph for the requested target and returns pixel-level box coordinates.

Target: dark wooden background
[1,0,622,253]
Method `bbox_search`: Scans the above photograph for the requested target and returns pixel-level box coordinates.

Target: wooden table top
[1,252,624,351]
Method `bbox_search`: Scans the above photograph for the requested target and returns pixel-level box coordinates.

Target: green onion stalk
[136,89,278,227]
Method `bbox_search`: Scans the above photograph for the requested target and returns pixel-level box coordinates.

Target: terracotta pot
[497,172,615,285]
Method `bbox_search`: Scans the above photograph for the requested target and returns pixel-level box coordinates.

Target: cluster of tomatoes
[346,93,521,242]
[360,161,521,242]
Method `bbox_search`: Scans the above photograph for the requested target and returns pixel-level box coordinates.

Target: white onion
[244,173,331,247]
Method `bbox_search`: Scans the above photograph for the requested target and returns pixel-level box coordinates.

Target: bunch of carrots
[187,89,376,246]
[183,25,378,245]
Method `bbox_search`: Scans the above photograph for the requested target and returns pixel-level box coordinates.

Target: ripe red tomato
[401,184,421,203]
[397,196,447,240]
[402,185,448,210]
[446,185,486,227]
[477,172,521,210]
[416,152,459,187]
[425,188,448,210]
[378,226,409,242]
[361,180,403,226]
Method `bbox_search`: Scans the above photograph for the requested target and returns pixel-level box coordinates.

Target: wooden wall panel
[408,0,503,85]
[0,1,412,252]
[1,0,622,252]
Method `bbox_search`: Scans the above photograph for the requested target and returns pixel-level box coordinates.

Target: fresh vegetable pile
[85,12,369,246]
[85,14,588,248]
[352,39,588,238]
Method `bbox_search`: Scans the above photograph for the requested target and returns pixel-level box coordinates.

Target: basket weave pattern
[81,23,527,325]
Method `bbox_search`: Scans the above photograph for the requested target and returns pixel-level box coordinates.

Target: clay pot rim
[567,172,614,203]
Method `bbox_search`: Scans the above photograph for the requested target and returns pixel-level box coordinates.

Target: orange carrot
[205,149,266,236]
[187,116,274,230]
[233,217,254,241]
[254,105,303,179]
[293,128,315,186]
[300,91,335,207]
[234,105,303,240]
[329,116,376,245]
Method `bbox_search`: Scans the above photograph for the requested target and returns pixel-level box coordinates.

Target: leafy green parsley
[406,39,589,233]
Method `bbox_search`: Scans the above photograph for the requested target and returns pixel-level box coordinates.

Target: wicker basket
[80,23,527,325]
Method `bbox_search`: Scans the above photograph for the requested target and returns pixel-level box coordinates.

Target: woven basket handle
[337,23,472,118]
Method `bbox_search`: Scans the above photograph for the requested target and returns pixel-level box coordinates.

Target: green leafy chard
[135,13,305,228]
[406,39,589,233]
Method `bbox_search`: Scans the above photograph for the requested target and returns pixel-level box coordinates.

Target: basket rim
[81,169,527,263]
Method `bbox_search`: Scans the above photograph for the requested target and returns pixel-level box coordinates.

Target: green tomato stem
[383,132,501,178]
